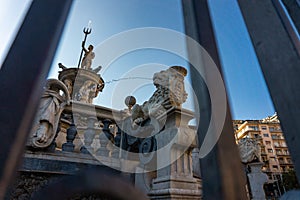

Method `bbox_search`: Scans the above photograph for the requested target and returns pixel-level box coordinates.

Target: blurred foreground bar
[0,0,72,198]
[237,0,300,183]
[182,0,248,199]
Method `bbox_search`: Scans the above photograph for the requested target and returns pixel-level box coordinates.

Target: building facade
[234,114,294,183]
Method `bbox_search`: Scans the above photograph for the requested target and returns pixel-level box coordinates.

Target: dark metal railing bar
[0,1,73,198]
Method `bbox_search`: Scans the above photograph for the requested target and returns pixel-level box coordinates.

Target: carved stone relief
[238,138,262,163]
[28,79,70,148]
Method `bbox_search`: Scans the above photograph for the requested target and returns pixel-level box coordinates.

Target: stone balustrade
[54,101,123,157]
[23,101,124,174]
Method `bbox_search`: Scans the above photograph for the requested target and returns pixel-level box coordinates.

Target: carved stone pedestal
[148,108,201,200]
[247,162,268,200]
[58,68,104,104]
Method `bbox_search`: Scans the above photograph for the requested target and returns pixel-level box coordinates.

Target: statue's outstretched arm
[82,41,87,53]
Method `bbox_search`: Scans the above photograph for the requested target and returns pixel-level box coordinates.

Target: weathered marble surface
[238,138,261,163]
[7,172,116,200]
[58,68,105,104]
[6,172,61,200]
[28,79,70,148]
[81,44,95,70]
[247,162,268,200]
[75,80,98,103]
[130,66,188,125]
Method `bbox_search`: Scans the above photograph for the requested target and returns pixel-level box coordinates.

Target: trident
[77,23,92,68]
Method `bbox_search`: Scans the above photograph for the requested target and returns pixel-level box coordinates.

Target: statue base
[247,162,268,200]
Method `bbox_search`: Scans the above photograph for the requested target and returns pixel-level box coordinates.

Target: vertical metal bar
[237,0,300,183]
[281,0,300,34]
[182,0,248,199]
[0,0,72,198]
[272,0,300,54]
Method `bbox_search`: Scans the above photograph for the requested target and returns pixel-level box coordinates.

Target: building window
[276,150,282,155]
[261,126,267,130]
[278,158,284,164]
[268,149,273,153]
[234,125,238,130]
[265,141,271,145]
[249,126,259,131]
[263,133,269,137]
[270,157,277,162]
[272,134,279,139]
[268,174,273,180]
[273,165,278,170]
[281,142,287,147]
[269,126,281,132]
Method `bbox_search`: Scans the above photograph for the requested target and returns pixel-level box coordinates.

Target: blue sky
[0,0,275,120]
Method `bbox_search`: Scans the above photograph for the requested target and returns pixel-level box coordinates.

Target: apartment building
[233,113,294,181]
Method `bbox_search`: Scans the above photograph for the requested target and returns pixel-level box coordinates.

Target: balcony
[271,135,284,140]
[273,143,288,148]
[276,151,290,156]
[269,127,282,133]
[261,151,267,155]
[279,161,293,165]
[238,126,260,137]
[24,102,124,173]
